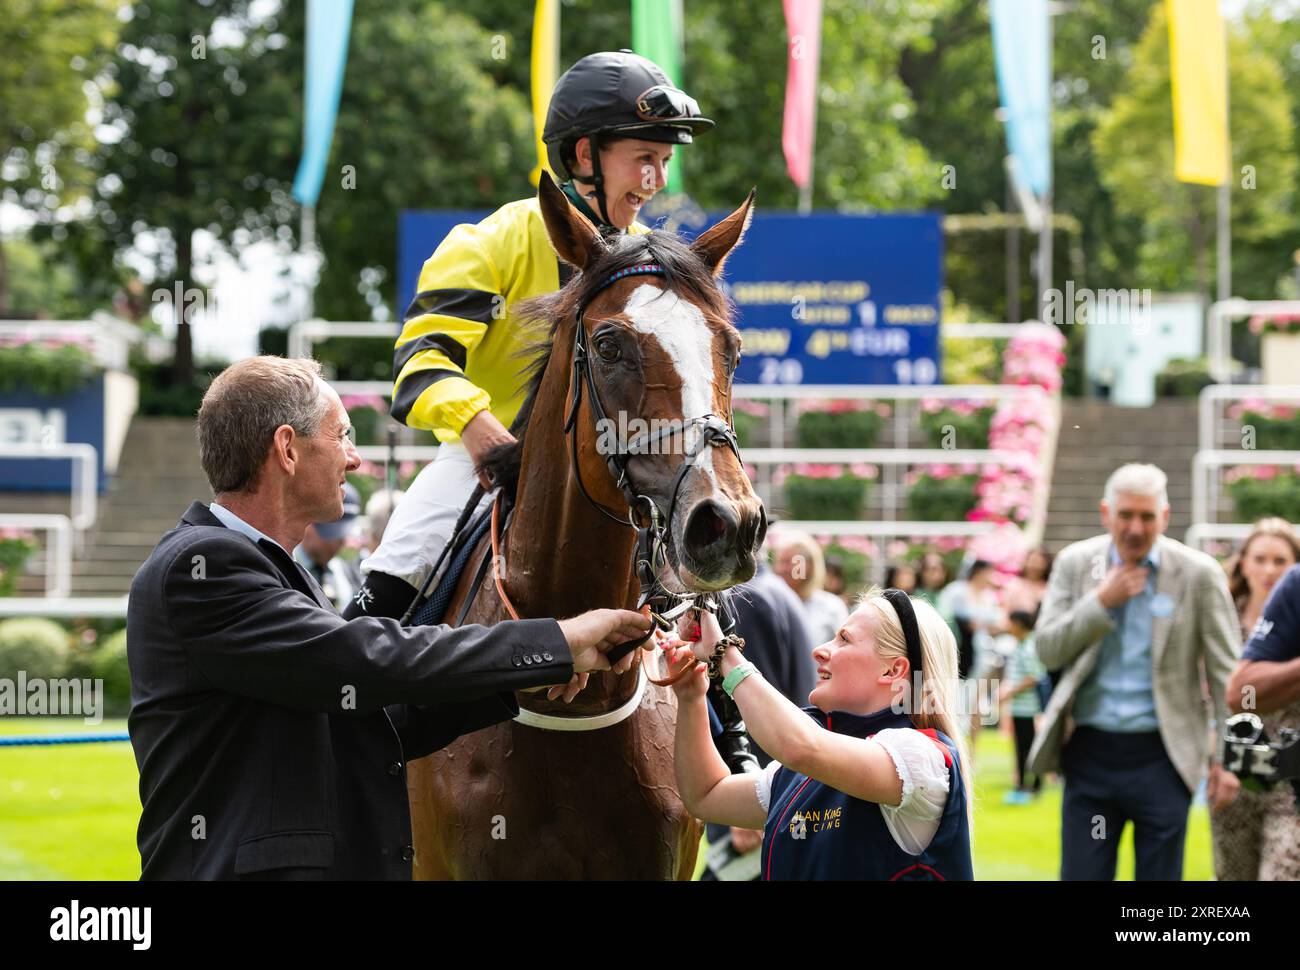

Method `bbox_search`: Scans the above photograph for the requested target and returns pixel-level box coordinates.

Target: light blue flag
[990,0,1051,198]
[291,0,355,207]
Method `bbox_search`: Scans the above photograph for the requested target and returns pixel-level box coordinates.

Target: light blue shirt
[209,502,283,551]
[1072,542,1161,732]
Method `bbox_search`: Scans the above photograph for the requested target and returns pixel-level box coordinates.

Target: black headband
[881,588,923,678]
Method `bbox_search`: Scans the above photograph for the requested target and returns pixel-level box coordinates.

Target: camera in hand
[1220,712,1300,811]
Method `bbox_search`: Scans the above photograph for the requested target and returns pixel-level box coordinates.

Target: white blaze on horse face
[623,283,719,487]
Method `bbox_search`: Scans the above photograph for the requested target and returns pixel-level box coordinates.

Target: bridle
[562,262,743,651]
[489,261,744,678]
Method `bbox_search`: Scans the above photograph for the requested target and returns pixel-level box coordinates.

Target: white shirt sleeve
[752,760,783,814]
[871,728,951,855]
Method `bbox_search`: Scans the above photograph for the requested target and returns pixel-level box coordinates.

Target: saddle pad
[406,509,495,627]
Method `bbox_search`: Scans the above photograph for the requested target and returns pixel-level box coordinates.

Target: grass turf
[1,718,1214,880]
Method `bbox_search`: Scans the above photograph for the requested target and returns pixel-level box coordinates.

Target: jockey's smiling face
[571,136,674,228]
[809,607,909,716]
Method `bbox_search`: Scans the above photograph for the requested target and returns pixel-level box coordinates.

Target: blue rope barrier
[0,733,130,746]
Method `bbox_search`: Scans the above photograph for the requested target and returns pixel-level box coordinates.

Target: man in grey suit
[1027,463,1240,880]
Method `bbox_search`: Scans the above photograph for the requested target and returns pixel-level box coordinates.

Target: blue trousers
[1060,726,1192,881]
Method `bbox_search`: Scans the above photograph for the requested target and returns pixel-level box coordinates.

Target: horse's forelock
[479,229,734,496]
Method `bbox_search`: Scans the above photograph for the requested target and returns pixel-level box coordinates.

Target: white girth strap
[513,662,648,732]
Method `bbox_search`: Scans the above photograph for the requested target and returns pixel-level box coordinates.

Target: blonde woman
[667,588,974,880]
[1214,518,1300,880]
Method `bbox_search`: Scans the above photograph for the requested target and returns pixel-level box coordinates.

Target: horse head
[535,174,767,593]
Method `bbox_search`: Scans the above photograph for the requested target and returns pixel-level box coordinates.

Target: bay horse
[407,176,766,879]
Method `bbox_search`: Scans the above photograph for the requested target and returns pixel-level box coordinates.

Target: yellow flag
[530,0,560,187]
[1167,0,1228,186]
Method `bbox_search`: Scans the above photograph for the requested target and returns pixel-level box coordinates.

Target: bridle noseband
[561,261,742,638]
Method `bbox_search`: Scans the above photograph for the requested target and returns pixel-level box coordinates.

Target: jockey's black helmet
[543,50,714,181]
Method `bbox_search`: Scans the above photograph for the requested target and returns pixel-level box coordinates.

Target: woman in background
[772,530,850,649]
[1212,518,1300,880]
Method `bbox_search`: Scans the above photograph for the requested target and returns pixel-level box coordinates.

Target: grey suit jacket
[1026,533,1240,793]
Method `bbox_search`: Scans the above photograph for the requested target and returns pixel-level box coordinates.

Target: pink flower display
[341,393,388,412]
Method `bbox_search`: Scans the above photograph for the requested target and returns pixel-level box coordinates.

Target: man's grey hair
[197,356,331,494]
[1103,463,1169,510]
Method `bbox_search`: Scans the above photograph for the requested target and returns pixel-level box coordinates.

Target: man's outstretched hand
[558,609,654,677]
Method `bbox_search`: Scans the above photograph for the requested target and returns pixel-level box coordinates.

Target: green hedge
[796,408,883,448]
[89,629,131,717]
[0,618,71,681]
[918,407,993,449]
[1228,472,1300,523]
[785,472,871,520]
[907,474,980,522]
[0,342,99,395]
[1239,411,1300,451]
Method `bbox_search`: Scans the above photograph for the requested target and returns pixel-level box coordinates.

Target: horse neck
[505,347,639,622]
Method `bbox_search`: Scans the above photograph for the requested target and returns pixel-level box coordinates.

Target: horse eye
[596,337,621,363]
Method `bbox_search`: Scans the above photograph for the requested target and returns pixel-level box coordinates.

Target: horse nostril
[685,500,736,553]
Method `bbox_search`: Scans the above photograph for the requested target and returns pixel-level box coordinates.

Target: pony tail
[910,601,976,833]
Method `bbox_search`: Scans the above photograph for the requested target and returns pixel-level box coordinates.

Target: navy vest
[761,706,973,881]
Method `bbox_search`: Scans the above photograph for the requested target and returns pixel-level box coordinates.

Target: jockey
[345,52,760,774]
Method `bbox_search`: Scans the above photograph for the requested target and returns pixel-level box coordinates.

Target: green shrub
[785,472,871,520]
[0,535,38,597]
[796,408,883,448]
[0,341,99,395]
[0,618,72,680]
[823,542,870,588]
[89,629,132,717]
[918,407,993,449]
[1239,411,1300,451]
[1155,358,1215,398]
[733,409,761,449]
[1228,472,1300,523]
[907,474,980,522]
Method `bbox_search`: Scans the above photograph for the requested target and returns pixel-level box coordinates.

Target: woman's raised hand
[665,644,710,701]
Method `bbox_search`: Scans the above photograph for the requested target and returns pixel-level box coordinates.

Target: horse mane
[476,228,733,494]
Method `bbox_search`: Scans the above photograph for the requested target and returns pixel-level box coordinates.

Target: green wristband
[722,661,758,698]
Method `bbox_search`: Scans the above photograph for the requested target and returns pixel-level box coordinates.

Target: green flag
[632,0,685,195]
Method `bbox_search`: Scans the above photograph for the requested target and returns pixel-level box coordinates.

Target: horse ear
[538,172,603,270]
[690,187,756,278]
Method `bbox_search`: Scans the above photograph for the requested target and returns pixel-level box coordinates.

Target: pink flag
[782,0,823,189]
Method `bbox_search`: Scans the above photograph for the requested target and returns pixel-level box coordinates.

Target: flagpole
[1217,21,1231,303]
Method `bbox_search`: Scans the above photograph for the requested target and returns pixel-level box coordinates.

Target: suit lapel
[257,538,336,611]
[1151,537,1181,675]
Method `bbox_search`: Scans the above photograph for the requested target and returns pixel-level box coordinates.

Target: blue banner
[399,210,943,386]
[291,0,355,208]
[991,0,1051,198]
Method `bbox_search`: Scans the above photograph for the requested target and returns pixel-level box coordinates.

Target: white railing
[0,443,98,534]
[744,447,1031,525]
[1198,383,1300,452]
[1184,522,1255,553]
[1207,299,1300,383]
[287,320,396,360]
[1190,449,1300,530]
[0,596,128,618]
[0,514,73,597]
[0,313,147,371]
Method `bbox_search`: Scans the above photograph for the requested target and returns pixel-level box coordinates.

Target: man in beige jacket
[1027,464,1240,880]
